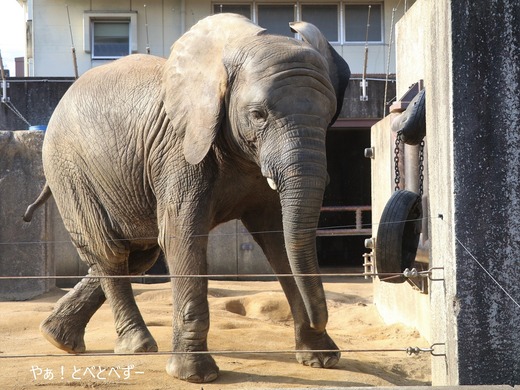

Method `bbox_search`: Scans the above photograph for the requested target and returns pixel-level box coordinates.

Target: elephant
[24,13,350,383]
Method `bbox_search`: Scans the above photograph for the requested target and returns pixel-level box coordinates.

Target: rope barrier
[0,269,438,281]
[454,236,520,309]
[0,345,438,360]
[0,216,431,247]
[0,212,445,363]
[433,218,520,309]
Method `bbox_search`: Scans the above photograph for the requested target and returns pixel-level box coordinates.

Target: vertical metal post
[361,5,371,102]
[0,50,9,103]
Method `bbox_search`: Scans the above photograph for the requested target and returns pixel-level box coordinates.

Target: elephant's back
[46,54,165,142]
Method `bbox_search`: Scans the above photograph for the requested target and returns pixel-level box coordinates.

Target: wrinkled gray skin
[25,14,350,383]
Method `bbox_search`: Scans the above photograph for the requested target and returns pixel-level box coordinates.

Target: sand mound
[214,292,293,323]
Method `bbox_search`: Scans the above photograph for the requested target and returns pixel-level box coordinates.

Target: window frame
[83,12,137,59]
[300,3,340,44]
[210,1,384,45]
[344,2,384,44]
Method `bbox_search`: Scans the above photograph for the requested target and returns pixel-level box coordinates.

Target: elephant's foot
[166,353,219,383]
[114,327,158,353]
[40,315,86,353]
[296,330,340,368]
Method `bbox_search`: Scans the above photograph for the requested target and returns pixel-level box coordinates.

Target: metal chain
[394,131,402,191]
[394,132,425,195]
[419,139,425,196]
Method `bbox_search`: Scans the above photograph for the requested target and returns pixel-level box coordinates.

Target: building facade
[17,0,414,77]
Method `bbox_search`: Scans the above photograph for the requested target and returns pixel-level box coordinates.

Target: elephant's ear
[289,21,351,126]
[162,14,265,165]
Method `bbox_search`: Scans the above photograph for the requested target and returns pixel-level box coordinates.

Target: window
[301,4,339,42]
[210,2,384,45]
[257,5,295,37]
[83,12,137,59]
[345,4,383,42]
[213,4,252,19]
[92,21,130,59]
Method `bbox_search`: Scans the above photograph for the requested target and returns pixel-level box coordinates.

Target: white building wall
[23,0,413,77]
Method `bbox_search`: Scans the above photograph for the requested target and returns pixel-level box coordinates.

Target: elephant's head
[162,14,350,330]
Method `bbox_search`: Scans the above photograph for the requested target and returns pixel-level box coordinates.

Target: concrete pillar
[427,0,520,385]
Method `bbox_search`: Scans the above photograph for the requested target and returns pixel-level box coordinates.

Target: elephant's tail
[23,183,52,222]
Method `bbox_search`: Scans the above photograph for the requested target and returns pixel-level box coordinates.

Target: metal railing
[318,205,372,236]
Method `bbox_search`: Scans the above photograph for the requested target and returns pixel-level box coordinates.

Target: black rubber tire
[393,89,426,145]
[375,190,422,283]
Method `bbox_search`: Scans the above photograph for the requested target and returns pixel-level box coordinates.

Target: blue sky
[0,0,25,73]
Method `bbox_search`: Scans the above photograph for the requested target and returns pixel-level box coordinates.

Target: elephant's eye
[249,109,267,126]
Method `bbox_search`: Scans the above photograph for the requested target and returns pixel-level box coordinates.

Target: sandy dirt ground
[0,279,431,389]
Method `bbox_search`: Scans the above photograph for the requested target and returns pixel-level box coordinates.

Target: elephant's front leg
[159,206,219,383]
[242,210,340,369]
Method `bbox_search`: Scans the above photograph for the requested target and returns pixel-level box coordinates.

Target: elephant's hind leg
[40,269,105,353]
[108,247,161,353]
[40,247,161,353]
[100,262,158,354]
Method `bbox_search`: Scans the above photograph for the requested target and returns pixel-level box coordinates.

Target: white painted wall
[20,0,414,77]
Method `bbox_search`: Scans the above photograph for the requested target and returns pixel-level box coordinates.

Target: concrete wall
[20,0,411,77]
[0,131,51,300]
[0,131,83,295]
[370,0,431,343]
[0,74,394,129]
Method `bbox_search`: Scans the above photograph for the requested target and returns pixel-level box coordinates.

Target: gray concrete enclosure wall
[0,131,52,300]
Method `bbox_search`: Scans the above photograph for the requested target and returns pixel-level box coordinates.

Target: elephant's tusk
[267,178,278,191]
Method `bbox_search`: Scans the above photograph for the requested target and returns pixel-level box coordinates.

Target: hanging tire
[391,89,426,145]
[376,190,422,283]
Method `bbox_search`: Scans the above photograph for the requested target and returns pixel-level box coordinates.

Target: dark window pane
[345,4,382,42]
[257,5,295,37]
[301,4,338,42]
[213,4,251,19]
[92,22,130,58]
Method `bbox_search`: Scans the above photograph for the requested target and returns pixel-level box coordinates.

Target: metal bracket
[360,79,369,101]
[406,343,445,356]
[426,267,444,281]
[1,79,10,103]
[430,343,446,357]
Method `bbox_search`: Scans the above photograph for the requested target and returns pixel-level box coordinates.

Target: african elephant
[24,13,350,383]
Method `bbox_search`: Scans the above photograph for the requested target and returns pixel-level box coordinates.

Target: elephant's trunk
[278,142,328,332]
